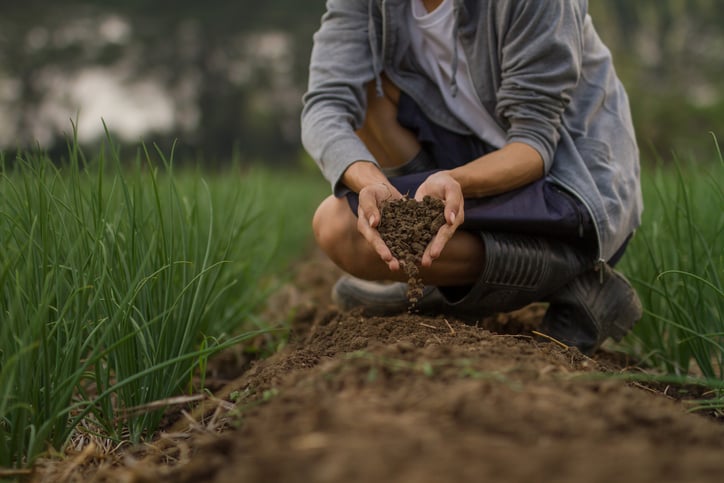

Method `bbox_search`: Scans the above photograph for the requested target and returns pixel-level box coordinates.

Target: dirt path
[35,252,724,483]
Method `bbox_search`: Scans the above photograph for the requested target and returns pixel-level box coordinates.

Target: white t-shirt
[407,0,507,149]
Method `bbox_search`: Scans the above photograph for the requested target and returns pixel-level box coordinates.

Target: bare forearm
[450,142,544,198]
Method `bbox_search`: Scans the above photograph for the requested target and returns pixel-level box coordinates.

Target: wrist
[342,160,388,193]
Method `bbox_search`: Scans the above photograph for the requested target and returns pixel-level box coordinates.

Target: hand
[356,182,403,271]
[414,171,464,267]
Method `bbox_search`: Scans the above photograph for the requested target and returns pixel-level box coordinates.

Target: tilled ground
[32,252,724,483]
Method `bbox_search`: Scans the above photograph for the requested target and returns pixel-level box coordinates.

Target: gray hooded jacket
[301,0,643,263]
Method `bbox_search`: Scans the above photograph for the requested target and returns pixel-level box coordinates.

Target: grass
[619,134,723,412]
[0,136,326,469]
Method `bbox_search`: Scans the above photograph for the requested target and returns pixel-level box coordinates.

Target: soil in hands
[377,196,445,309]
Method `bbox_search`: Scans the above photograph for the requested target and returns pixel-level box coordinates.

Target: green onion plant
[620,134,723,409]
[0,134,324,469]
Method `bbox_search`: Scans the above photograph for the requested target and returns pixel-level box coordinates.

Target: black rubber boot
[444,232,591,320]
[538,263,643,355]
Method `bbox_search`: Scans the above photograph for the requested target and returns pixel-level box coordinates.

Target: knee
[312,195,350,257]
[312,195,379,277]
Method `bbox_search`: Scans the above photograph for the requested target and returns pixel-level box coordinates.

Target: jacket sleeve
[494,0,586,172]
[301,0,379,195]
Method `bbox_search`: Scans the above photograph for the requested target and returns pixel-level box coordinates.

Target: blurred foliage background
[1,0,722,166]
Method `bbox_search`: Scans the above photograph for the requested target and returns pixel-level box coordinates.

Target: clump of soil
[377,196,445,309]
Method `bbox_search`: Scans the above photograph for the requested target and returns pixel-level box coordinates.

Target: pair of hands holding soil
[357,170,464,272]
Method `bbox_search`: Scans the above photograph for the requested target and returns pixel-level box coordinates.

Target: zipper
[551,183,587,242]
[549,175,606,281]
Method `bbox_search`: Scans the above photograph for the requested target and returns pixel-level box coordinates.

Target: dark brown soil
[31,251,724,483]
[377,196,445,308]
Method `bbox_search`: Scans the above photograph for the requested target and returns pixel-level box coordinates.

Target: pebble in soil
[377,196,446,310]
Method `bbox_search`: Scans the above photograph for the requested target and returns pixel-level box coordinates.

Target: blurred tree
[1,0,722,165]
[589,0,724,161]
[0,0,326,165]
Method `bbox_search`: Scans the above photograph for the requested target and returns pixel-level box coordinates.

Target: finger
[446,205,464,229]
[421,223,456,267]
[357,206,382,247]
[358,207,400,270]
[369,234,400,271]
[443,186,464,227]
[359,197,381,228]
[413,187,428,202]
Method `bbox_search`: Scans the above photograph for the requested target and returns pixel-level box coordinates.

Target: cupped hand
[356,182,403,271]
[414,171,464,266]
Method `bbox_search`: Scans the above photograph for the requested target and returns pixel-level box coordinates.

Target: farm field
[1,146,722,482]
[34,253,724,483]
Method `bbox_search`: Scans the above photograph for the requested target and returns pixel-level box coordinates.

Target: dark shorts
[345,92,628,265]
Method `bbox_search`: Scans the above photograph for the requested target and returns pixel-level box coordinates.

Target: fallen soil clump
[377,196,445,309]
